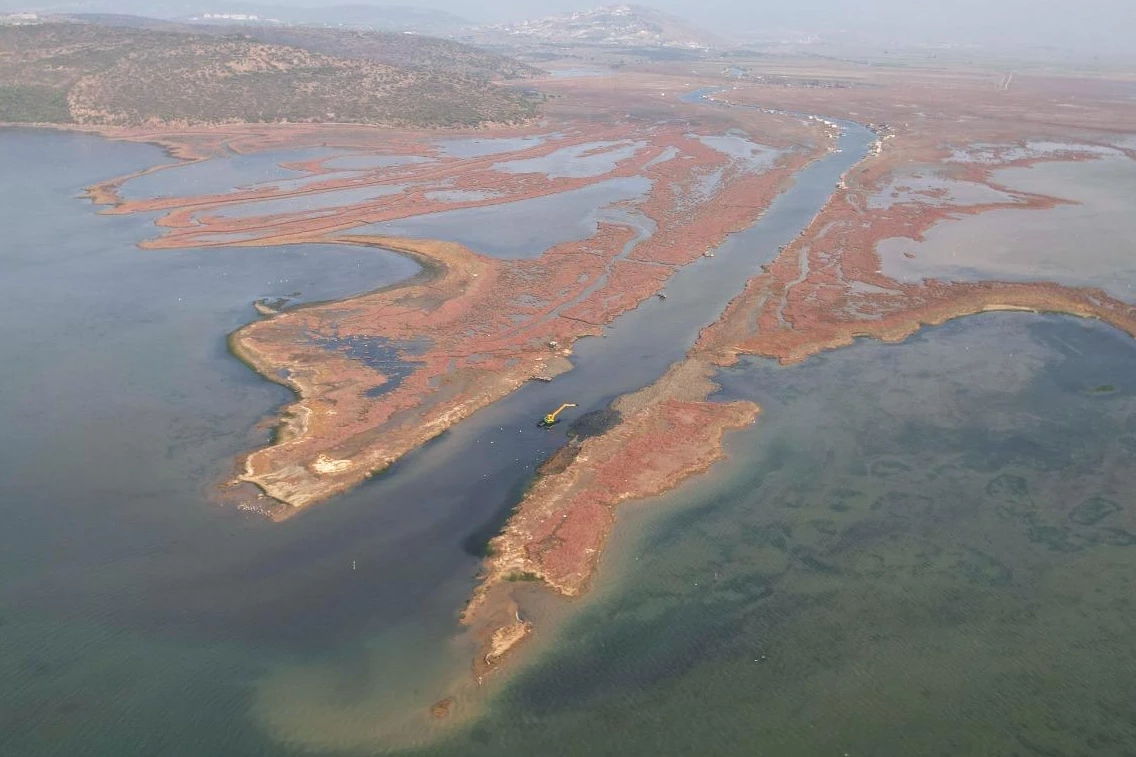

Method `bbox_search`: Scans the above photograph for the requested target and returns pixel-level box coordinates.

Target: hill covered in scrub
[230,26,543,81]
[0,22,538,127]
[62,15,545,81]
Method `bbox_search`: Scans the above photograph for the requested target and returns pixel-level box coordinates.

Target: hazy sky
[277,0,1136,51]
[6,0,1136,52]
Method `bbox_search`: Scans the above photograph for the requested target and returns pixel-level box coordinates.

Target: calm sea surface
[2,126,1134,756]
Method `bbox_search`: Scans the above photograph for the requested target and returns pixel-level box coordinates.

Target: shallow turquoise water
[411,314,1136,757]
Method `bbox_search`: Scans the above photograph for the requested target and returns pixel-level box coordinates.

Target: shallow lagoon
[322,154,432,171]
[697,133,781,172]
[492,140,646,179]
[432,134,552,159]
[0,130,447,756]
[413,314,1136,757]
[879,154,1136,298]
[867,169,1018,210]
[118,146,348,201]
[212,182,410,220]
[355,176,653,258]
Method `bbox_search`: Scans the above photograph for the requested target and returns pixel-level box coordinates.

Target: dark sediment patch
[566,407,622,440]
[307,333,426,398]
[535,443,581,476]
[1068,496,1121,526]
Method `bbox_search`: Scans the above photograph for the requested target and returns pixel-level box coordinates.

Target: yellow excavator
[537,403,577,428]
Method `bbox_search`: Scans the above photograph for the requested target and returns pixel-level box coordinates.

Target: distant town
[0,12,40,24]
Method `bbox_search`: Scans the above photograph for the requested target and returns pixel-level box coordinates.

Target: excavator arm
[538,403,577,427]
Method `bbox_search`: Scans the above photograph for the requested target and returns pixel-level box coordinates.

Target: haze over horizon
[3,0,1134,54]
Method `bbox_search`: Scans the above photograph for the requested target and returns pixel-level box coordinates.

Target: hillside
[209,26,543,80]
[0,22,537,127]
[62,14,544,80]
[479,4,725,50]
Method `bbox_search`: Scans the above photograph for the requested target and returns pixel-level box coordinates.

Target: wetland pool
[118,146,350,201]
[879,153,1136,298]
[353,176,653,258]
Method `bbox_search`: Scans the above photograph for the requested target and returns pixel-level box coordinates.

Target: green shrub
[0,86,71,123]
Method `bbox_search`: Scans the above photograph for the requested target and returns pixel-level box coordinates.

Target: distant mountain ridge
[479,4,725,49]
